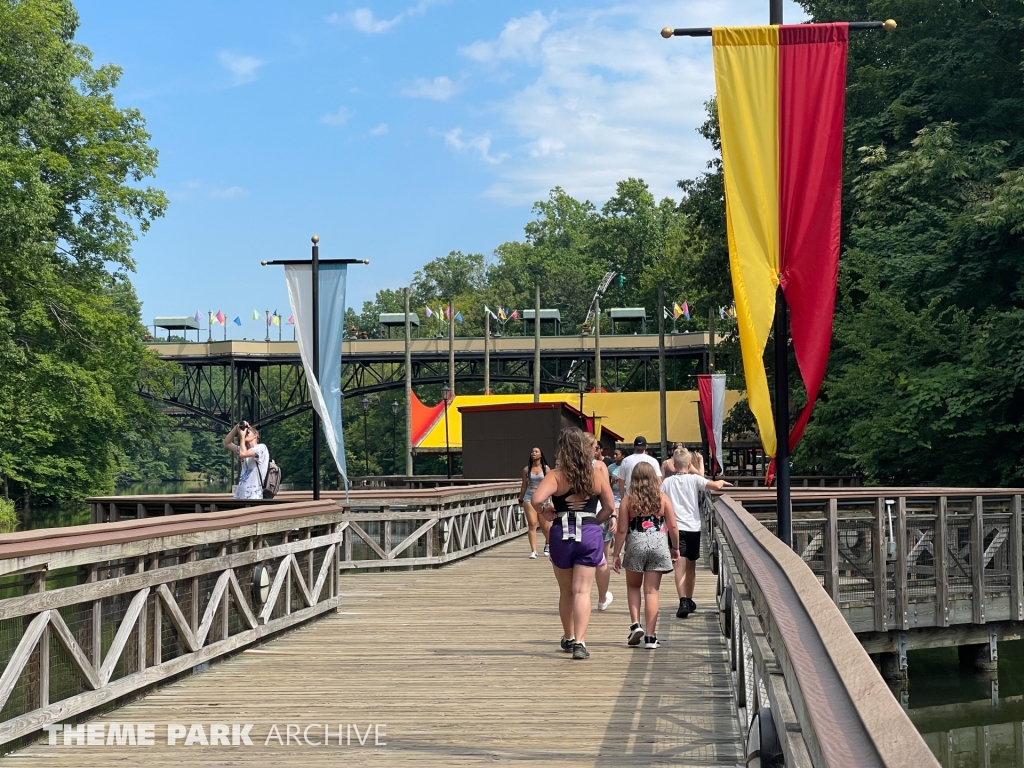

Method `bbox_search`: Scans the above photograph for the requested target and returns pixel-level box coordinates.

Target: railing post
[29,572,48,709]
[1012,494,1023,621]
[89,565,102,669]
[973,495,986,624]
[150,553,162,666]
[218,543,229,641]
[825,497,839,604]
[936,497,949,627]
[896,497,909,631]
[136,557,147,672]
[873,497,888,632]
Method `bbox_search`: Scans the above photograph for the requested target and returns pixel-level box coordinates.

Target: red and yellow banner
[713,23,848,477]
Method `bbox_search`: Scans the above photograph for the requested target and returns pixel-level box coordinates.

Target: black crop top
[551,491,601,525]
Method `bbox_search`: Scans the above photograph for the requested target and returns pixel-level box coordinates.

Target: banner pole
[405,288,413,476]
[658,286,667,461]
[769,0,791,546]
[311,235,321,501]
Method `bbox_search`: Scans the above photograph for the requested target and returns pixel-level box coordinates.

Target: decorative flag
[484,305,498,320]
[510,310,518,320]
[673,303,683,320]
[424,306,433,318]
[713,23,847,481]
[233,316,242,326]
[215,310,226,325]
[681,301,690,320]
[444,305,451,320]
[697,374,727,475]
[455,312,463,323]
[287,315,294,325]
[273,314,280,326]
[284,263,350,490]
[194,310,203,323]
[265,310,271,326]
[253,310,260,320]
[720,306,727,320]
[663,306,671,320]
[498,307,507,321]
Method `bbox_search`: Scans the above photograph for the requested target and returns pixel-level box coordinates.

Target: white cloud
[369,123,389,136]
[208,186,248,200]
[443,129,505,165]
[217,51,263,86]
[332,0,443,34]
[321,107,355,126]
[400,76,460,101]
[454,1,809,205]
[459,11,551,64]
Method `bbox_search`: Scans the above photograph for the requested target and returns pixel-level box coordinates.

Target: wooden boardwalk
[8,540,741,767]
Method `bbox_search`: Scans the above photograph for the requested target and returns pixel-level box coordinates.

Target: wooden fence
[0,483,522,748]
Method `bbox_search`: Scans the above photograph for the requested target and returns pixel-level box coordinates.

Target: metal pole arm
[661,19,896,38]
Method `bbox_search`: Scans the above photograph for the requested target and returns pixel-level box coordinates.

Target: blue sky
[75,0,807,338]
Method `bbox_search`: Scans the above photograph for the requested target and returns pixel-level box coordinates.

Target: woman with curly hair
[612,461,679,649]
[532,428,616,660]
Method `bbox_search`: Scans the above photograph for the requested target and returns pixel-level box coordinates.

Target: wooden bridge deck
[8,541,741,767]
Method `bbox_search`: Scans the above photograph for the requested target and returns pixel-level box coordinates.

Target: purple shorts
[549,524,605,569]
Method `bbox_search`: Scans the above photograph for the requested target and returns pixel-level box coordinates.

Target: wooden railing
[727,489,1024,650]
[0,483,522,748]
[711,494,939,767]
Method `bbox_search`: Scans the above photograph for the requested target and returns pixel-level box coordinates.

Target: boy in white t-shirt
[660,449,730,619]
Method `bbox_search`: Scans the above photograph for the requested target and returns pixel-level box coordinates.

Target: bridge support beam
[958,633,999,673]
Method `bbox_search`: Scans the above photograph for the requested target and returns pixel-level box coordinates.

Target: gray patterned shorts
[622,530,674,573]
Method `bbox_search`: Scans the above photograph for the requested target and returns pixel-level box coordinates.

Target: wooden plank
[936,497,949,627]
[226,570,258,630]
[194,572,230,648]
[1012,495,1023,621]
[825,497,839,604]
[389,519,437,559]
[98,588,150,685]
[974,495,986,623]
[48,610,100,690]
[897,497,909,630]
[0,612,49,712]
[288,554,312,610]
[874,497,888,632]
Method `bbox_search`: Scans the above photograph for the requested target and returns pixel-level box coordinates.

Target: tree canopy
[0,0,167,506]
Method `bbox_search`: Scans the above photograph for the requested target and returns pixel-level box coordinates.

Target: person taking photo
[223,421,269,500]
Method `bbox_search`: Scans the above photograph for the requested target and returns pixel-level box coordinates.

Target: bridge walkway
[10,541,740,767]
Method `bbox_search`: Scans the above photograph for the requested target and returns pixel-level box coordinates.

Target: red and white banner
[697,373,727,475]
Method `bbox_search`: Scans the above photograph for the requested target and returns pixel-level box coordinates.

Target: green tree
[0,0,167,505]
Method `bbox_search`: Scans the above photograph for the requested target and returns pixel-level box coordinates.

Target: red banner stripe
[778,22,848,454]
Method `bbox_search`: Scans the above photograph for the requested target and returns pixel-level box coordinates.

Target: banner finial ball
[883,19,897,31]
[660,27,674,39]
[311,235,319,244]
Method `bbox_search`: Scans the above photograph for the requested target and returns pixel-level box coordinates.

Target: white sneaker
[598,591,613,611]
[529,551,538,559]
[543,544,550,557]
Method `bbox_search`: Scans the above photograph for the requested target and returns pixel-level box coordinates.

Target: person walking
[617,436,662,499]
[519,447,552,559]
[587,435,614,612]
[662,449,731,618]
[532,428,616,660]
[223,421,269,500]
[661,443,685,479]
[612,462,678,649]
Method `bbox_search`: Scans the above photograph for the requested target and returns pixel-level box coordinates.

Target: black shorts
[679,530,701,561]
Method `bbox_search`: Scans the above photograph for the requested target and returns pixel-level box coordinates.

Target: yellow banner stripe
[712,25,780,459]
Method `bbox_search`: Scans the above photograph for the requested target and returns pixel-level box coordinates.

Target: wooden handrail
[714,494,939,767]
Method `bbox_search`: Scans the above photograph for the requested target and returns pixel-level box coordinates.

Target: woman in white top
[519,447,551,558]
[223,421,269,500]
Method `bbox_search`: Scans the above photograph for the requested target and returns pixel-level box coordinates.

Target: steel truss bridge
[143,333,713,430]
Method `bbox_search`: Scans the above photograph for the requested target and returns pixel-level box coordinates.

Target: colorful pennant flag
[681,301,690,320]
[455,312,463,323]
[194,310,203,323]
[672,302,683,320]
[233,316,242,326]
[215,310,226,325]
[719,306,727,320]
[484,305,498,320]
[287,315,294,325]
[424,306,433,318]
[498,307,507,321]
[444,305,451,320]
[253,310,260,320]
[713,23,847,480]
[510,310,518,320]
[273,314,280,326]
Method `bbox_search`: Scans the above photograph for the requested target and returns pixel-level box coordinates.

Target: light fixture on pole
[361,395,371,477]
[577,377,586,422]
[441,384,453,480]
[391,400,399,476]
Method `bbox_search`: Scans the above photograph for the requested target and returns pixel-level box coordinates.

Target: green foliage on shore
[0,0,167,507]
[0,497,17,534]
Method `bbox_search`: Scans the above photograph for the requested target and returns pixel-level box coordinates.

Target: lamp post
[441,384,453,479]
[361,395,371,477]
[391,400,399,476]
[578,377,586,423]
